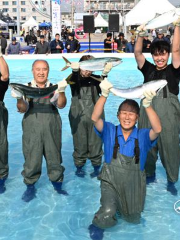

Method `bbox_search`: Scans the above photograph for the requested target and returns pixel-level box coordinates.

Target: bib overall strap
[134,139,140,164]
[113,126,119,159]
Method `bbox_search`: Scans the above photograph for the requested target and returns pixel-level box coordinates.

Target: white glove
[173,17,180,27]
[136,24,148,37]
[99,78,113,98]
[57,79,68,93]
[71,62,80,72]
[142,89,156,108]
[11,89,23,99]
[102,62,113,76]
[0,46,3,57]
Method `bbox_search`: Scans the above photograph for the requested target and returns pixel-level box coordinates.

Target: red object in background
[75,26,87,39]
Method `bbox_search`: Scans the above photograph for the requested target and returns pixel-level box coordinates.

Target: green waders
[139,87,180,182]
[21,98,65,185]
[69,86,104,167]
[0,102,8,179]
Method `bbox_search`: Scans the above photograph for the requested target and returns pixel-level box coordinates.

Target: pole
[89,33,91,52]
[71,0,74,26]
[112,32,114,53]
[17,0,20,36]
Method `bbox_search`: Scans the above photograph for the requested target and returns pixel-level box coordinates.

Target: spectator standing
[0,34,7,54]
[50,33,64,54]
[126,36,136,53]
[142,34,151,53]
[35,35,50,54]
[114,32,128,52]
[65,33,80,53]
[104,33,114,53]
[25,32,32,46]
[7,37,21,55]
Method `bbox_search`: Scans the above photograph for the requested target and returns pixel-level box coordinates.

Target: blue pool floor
[0,57,180,240]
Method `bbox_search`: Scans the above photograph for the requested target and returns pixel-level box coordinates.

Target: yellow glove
[57,79,68,93]
[102,62,113,76]
[71,62,80,72]
[142,89,156,108]
[173,17,180,27]
[136,24,148,37]
[99,78,113,98]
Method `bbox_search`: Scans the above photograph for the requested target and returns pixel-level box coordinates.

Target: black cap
[12,37,16,41]
[119,32,124,37]
[69,33,74,37]
[40,35,45,39]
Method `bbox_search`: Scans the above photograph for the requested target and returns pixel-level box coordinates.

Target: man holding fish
[65,55,113,178]
[134,15,180,195]
[88,78,161,240]
[0,47,9,194]
[11,60,68,202]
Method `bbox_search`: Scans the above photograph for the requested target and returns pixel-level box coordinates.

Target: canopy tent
[125,0,175,26]
[22,16,38,28]
[94,13,108,27]
[39,22,50,28]
[0,19,8,26]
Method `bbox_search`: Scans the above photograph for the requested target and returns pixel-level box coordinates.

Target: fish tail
[61,56,71,71]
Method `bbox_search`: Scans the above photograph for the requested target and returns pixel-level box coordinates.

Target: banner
[51,0,61,38]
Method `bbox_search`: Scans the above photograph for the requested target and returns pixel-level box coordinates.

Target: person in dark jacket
[142,34,151,53]
[50,33,64,54]
[114,32,128,52]
[35,35,50,54]
[25,32,32,46]
[104,33,114,53]
[0,34,7,54]
[65,33,80,53]
[152,30,170,44]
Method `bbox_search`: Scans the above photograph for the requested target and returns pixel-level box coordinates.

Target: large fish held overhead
[110,80,167,99]
[145,8,180,29]
[9,83,58,99]
[61,56,122,71]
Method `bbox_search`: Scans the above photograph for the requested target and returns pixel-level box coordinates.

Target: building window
[21,1,26,5]
[21,8,26,12]
[43,8,47,12]
[21,16,26,20]
[12,1,16,5]
[3,1,8,5]
[12,8,17,12]
[2,8,8,12]
[13,16,17,20]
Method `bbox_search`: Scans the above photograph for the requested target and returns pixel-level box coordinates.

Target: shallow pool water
[0,55,180,240]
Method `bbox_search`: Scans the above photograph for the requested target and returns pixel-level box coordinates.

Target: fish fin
[61,56,71,71]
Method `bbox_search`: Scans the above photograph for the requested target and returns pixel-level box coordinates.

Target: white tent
[22,16,39,29]
[125,0,175,26]
[0,19,8,26]
[94,13,108,27]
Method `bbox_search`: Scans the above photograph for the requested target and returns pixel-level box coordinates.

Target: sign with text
[51,0,61,38]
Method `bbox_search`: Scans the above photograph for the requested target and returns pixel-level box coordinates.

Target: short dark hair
[117,99,140,115]
[119,32,124,37]
[55,33,60,36]
[40,35,45,39]
[79,55,95,62]
[150,40,170,55]
[107,32,112,37]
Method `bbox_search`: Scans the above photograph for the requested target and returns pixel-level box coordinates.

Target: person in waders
[67,55,113,178]
[0,47,9,194]
[11,60,68,202]
[88,78,161,240]
[134,17,180,195]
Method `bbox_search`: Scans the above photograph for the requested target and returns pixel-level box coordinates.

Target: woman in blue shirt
[89,78,162,240]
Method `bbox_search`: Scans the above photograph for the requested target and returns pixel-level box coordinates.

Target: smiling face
[32,60,49,87]
[118,110,138,132]
[152,50,169,70]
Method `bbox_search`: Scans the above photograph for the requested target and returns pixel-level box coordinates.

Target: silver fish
[145,8,180,29]
[110,80,167,99]
[61,56,122,71]
[9,83,58,98]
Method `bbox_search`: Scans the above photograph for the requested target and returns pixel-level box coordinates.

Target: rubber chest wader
[93,127,146,229]
[69,80,104,167]
[22,91,65,185]
[138,71,180,182]
[0,101,8,179]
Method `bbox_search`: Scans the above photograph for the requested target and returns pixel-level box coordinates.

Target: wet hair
[117,99,140,116]
[107,32,112,37]
[32,60,49,71]
[150,40,170,55]
[79,55,95,62]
